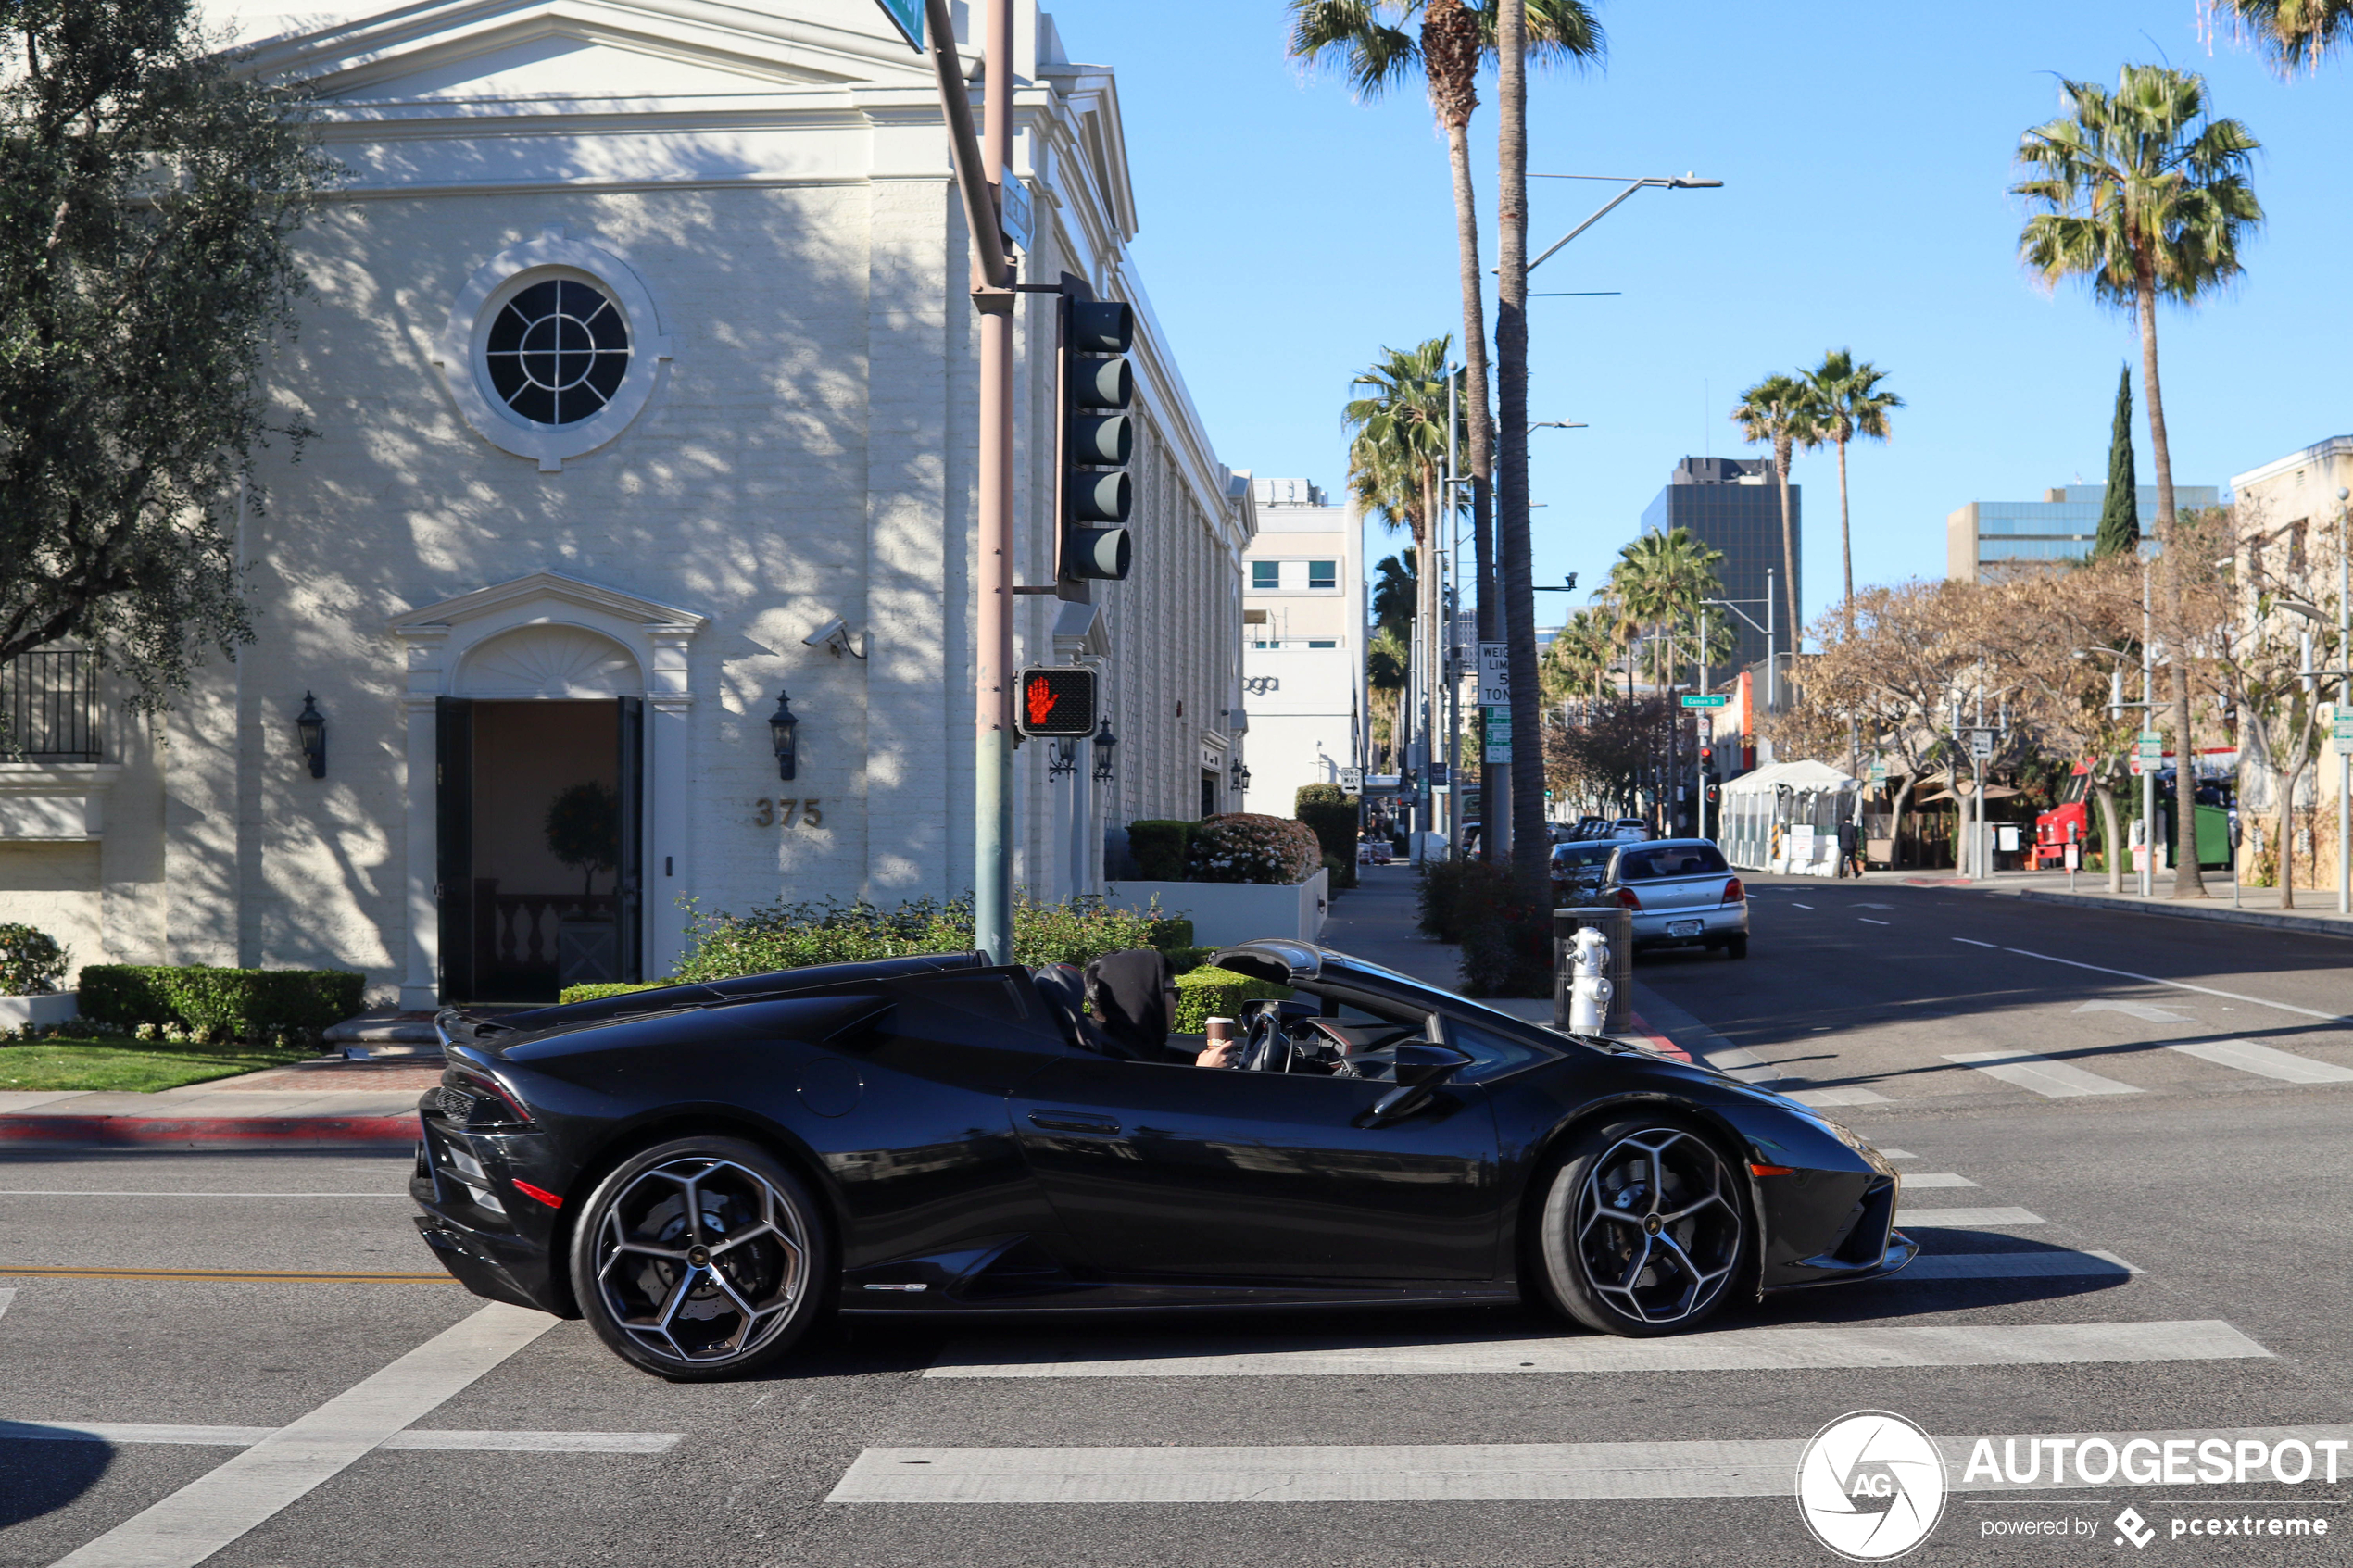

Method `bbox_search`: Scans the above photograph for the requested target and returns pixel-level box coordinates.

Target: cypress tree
[2093,366,2139,559]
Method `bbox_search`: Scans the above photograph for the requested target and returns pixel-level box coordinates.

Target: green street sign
[1680,694,1729,709]
[871,0,924,49]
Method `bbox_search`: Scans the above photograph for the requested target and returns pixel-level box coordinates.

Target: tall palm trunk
[1835,435,1854,630]
[1425,0,1503,862]
[2136,277,2206,897]
[1495,0,1544,890]
[1774,435,1798,695]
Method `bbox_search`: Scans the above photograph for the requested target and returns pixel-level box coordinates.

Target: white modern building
[1236,480,1363,816]
[0,0,1252,1007]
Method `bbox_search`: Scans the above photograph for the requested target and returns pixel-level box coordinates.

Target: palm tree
[1371,549,1418,643]
[1804,349,1903,628]
[1729,372,1819,661]
[1608,527,1727,687]
[1365,625,1410,768]
[2208,0,2353,72]
[1541,606,1617,704]
[1290,0,1601,868]
[2015,63,2261,899]
[1345,339,1453,796]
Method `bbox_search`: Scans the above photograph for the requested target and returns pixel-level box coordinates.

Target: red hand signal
[1026,676,1058,729]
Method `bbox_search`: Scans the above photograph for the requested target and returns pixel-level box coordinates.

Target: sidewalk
[0,1058,435,1149]
[1843,864,2353,940]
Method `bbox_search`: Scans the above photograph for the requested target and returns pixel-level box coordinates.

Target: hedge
[1163,945,1214,975]
[78,965,366,1041]
[1127,820,1196,881]
[1147,916,1195,951]
[1295,798,1360,888]
[1171,965,1292,1033]
[0,924,69,996]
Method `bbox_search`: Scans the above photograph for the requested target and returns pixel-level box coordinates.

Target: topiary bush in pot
[1183,813,1323,885]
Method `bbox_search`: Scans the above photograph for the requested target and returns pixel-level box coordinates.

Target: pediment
[387,571,707,635]
[228,0,941,101]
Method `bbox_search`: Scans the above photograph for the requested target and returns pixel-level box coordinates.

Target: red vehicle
[2033,762,2094,869]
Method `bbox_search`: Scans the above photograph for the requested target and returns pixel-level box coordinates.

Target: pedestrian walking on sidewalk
[1836,819,1863,879]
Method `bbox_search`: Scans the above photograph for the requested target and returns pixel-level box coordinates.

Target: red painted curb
[0,1114,420,1150]
[1622,1010,1694,1063]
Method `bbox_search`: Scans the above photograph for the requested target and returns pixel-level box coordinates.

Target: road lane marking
[0,1267,451,1284]
[1629,985,1780,1086]
[49,1303,556,1568]
[0,1286,12,1321]
[2003,947,2353,1024]
[1896,1250,2139,1281]
[1899,1173,1978,1187]
[1878,1148,1918,1159]
[923,1319,2258,1379]
[2167,1038,2353,1085]
[0,1421,679,1454]
[1953,937,1998,947]
[1944,1049,2143,1098]
[1897,1205,2045,1226]
[826,1422,2348,1503]
[2072,1000,2196,1022]
[1790,902,1814,909]
[1784,1086,1889,1107]
[1858,918,1892,925]
[0,1191,410,1198]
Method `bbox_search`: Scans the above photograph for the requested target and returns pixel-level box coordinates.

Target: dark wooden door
[615,695,644,983]
[435,696,475,1003]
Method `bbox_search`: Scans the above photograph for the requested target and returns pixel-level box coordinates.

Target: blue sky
[1046,0,2353,643]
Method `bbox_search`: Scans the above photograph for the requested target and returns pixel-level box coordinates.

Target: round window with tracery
[484,277,631,426]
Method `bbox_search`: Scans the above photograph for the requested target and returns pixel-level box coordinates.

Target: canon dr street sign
[871,0,923,49]
[1680,694,1728,709]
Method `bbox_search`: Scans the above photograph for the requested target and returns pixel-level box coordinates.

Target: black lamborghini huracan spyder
[412,939,1912,1380]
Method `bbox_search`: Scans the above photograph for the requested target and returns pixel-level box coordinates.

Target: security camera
[802,616,865,659]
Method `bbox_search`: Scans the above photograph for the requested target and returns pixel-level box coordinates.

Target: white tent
[1720,760,1859,876]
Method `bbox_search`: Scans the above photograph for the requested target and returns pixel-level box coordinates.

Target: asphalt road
[5,880,2352,1567]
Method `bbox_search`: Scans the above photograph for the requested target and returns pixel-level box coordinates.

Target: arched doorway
[442,624,644,1002]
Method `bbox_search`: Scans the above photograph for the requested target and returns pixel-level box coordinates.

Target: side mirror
[1368,1043,1473,1123]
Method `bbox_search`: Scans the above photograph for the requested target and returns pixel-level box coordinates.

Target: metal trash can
[1553,906,1633,1036]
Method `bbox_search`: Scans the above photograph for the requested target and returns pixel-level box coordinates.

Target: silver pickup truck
[1606,838,1748,959]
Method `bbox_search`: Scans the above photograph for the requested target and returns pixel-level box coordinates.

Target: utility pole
[2337,487,2350,914]
[1765,567,1779,715]
[2142,566,2156,900]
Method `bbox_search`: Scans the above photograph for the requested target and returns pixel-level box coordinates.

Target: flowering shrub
[671,892,1167,984]
[1182,813,1323,885]
[0,924,68,996]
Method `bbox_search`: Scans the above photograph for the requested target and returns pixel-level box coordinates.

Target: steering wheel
[1239,1010,1290,1073]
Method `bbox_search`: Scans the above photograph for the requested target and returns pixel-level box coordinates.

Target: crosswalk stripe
[1785,1085,1888,1107]
[922,1319,2261,1379]
[1878,1148,1919,1160]
[1900,1173,1978,1188]
[827,1419,2346,1504]
[1897,1205,2045,1226]
[1944,1050,2142,1098]
[2167,1038,2353,1085]
[1896,1249,2139,1280]
[0,1421,681,1453]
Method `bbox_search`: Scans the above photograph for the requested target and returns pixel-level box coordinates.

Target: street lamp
[1091,718,1117,785]
[1525,172,1724,276]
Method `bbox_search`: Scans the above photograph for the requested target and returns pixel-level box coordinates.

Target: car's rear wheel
[570,1135,829,1380]
[1725,935,1748,960]
[1534,1119,1749,1336]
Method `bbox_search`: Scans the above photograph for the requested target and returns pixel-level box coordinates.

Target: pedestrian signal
[1015,666,1099,738]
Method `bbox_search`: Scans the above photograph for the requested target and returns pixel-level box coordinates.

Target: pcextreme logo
[1796,1411,1949,1562]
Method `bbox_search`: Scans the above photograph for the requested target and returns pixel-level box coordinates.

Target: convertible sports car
[412,940,1912,1380]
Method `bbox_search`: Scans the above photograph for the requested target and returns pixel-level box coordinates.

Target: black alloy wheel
[570,1135,829,1380]
[1535,1119,1748,1336]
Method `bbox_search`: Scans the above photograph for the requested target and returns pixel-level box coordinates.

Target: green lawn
[0,1038,316,1094]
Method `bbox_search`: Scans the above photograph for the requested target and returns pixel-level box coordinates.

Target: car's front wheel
[1534,1119,1749,1336]
[570,1135,829,1380]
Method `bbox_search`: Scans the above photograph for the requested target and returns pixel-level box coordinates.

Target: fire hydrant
[1567,924,1613,1036]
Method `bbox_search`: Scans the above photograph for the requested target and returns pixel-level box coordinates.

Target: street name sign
[2137,730,2164,760]
[1484,709,1513,765]
[871,0,924,49]
[2335,715,2353,755]
[1680,693,1729,709]
[1478,644,1510,707]
[1869,760,1888,784]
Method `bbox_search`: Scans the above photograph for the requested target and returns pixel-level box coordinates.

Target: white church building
[0,0,1253,1008]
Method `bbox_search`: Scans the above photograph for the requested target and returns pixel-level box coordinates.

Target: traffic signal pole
[913,0,1017,962]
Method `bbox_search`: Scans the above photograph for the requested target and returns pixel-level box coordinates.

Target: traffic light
[1015,666,1099,738]
[1060,290,1134,581]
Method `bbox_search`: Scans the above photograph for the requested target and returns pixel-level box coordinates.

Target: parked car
[1568,816,1610,841]
[1357,835,1393,865]
[1550,840,1617,906]
[1607,838,1748,958]
[412,941,1904,1378]
[1608,818,1653,843]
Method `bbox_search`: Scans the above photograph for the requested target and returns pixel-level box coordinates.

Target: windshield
[1552,845,1615,868]
[1617,843,1730,881]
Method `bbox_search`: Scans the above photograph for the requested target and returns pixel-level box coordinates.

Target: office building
[1946,484,2221,583]
[1639,457,1796,676]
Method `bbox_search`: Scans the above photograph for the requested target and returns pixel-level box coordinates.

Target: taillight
[1617,887,1642,910]
[436,1069,535,1131]
[1722,877,1744,903]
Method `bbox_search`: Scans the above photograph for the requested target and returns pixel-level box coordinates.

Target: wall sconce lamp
[1228,754,1251,793]
[1091,718,1117,784]
[1047,738,1078,780]
[295,692,327,778]
[767,689,799,781]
